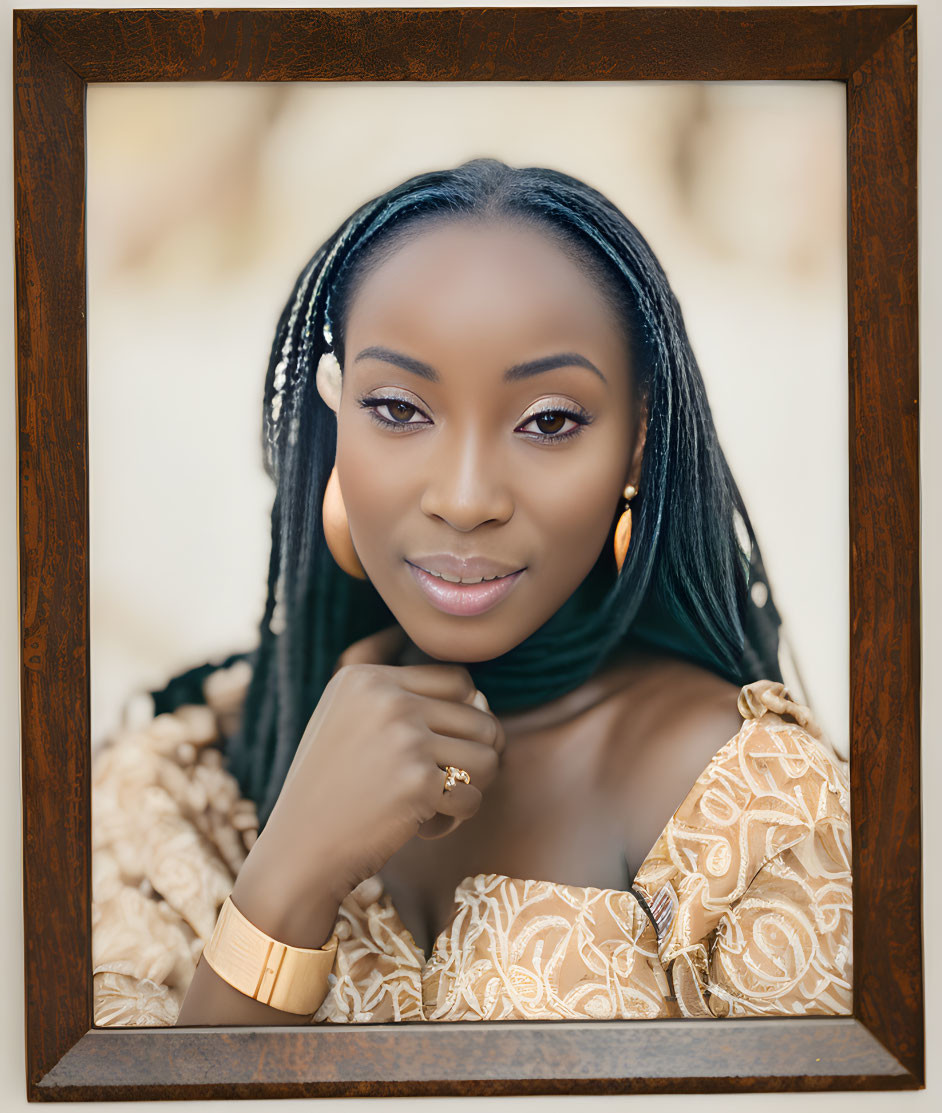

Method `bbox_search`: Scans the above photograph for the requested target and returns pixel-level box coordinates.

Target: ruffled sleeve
[92,661,424,1027]
[92,661,259,1026]
[633,680,852,1018]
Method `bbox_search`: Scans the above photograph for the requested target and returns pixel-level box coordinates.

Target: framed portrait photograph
[14,4,921,1100]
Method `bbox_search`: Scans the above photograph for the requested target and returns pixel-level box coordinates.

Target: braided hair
[151,157,784,826]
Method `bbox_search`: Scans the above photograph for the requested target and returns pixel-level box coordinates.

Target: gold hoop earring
[614,484,637,574]
[322,465,367,580]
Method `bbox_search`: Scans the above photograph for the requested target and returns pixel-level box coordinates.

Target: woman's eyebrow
[353,345,607,384]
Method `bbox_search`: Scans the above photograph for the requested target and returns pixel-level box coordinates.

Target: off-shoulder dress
[91,663,852,1025]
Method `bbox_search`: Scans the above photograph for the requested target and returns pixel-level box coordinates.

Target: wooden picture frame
[14,5,921,1100]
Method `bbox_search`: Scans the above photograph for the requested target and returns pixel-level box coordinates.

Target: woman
[91,158,851,1027]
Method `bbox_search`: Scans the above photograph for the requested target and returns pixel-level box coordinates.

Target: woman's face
[330,218,642,663]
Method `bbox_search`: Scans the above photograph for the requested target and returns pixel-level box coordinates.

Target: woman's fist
[249,626,504,905]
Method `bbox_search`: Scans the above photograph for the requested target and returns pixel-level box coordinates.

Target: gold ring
[442,765,471,793]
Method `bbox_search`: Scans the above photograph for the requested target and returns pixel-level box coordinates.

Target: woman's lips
[406,561,525,616]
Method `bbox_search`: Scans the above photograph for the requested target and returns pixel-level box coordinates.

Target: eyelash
[357,396,593,445]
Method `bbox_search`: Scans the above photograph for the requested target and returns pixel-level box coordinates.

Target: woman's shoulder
[93,656,256,834]
[91,657,260,1025]
[92,658,258,927]
[598,654,741,856]
[622,661,850,884]
[623,668,852,1017]
[599,651,846,876]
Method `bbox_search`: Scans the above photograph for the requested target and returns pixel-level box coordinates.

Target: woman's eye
[358,397,431,430]
[517,409,590,443]
[358,397,591,443]
[524,412,574,435]
[378,400,421,424]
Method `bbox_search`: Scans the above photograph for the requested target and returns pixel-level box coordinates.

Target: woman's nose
[419,429,514,531]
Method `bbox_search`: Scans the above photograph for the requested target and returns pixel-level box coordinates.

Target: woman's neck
[395,634,669,737]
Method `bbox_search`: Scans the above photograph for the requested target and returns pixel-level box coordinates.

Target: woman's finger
[416,813,461,840]
[417,696,503,752]
[425,735,500,790]
[430,778,482,821]
[332,624,408,673]
[333,630,494,719]
[389,662,479,704]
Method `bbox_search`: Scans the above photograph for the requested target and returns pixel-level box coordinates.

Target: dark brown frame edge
[14,4,920,1101]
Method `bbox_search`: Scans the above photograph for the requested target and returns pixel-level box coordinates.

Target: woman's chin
[393,622,526,666]
[378,566,559,664]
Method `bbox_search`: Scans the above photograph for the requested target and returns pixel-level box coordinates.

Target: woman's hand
[238,626,505,921]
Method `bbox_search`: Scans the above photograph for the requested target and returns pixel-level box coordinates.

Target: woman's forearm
[176,833,348,1027]
[176,952,323,1026]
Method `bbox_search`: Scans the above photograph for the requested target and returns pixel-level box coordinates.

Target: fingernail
[471,689,490,712]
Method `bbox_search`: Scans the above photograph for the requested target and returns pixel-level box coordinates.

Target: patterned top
[91,662,852,1025]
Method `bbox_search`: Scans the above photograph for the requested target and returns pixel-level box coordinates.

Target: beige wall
[3,2,938,1110]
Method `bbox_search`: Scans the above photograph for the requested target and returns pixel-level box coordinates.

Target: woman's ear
[626,398,648,489]
[316,351,343,414]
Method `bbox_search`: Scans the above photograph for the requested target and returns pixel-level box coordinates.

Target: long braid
[152,157,785,827]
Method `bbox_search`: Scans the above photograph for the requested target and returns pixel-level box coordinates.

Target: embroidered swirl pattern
[90,668,852,1024]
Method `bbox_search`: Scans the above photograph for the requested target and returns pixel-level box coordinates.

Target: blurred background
[86,80,848,756]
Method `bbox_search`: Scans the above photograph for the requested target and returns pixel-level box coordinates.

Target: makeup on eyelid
[355,391,594,443]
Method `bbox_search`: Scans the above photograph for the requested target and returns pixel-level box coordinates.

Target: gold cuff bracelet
[202,894,339,1016]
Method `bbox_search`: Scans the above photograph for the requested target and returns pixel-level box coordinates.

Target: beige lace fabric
[91,666,852,1026]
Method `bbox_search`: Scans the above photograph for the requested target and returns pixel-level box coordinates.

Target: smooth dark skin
[177,219,744,1025]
